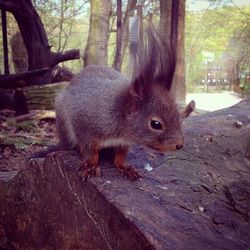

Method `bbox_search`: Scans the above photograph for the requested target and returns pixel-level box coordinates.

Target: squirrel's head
[125,81,184,152]
[124,26,189,152]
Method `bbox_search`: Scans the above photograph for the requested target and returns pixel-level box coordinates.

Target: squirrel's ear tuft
[131,26,176,91]
[126,78,149,114]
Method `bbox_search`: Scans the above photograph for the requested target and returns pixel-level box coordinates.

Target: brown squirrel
[33,27,194,180]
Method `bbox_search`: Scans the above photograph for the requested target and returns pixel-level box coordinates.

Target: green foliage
[1,0,249,83]
[185,4,250,92]
[34,0,90,72]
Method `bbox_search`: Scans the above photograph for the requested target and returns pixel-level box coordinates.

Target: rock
[0,99,250,250]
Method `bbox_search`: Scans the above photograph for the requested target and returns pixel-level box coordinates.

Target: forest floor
[0,110,57,171]
[0,91,243,171]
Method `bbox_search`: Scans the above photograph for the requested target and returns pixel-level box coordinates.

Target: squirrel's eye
[150,120,163,131]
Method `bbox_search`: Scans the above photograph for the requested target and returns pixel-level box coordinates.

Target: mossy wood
[22,81,69,110]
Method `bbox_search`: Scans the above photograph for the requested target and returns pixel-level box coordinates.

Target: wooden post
[1,9,9,74]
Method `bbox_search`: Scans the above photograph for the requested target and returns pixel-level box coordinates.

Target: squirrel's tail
[29,144,61,159]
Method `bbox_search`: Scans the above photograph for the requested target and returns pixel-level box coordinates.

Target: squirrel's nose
[176,144,183,150]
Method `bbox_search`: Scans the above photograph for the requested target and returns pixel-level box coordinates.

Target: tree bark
[172,0,186,104]
[1,9,9,74]
[159,0,172,40]
[10,32,28,73]
[120,0,137,68]
[83,0,112,66]
[0,99,250,249]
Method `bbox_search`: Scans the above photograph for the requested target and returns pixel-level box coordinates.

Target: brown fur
[32,27,195,181]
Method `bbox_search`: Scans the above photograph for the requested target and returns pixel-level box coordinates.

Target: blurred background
[0,0,249,111]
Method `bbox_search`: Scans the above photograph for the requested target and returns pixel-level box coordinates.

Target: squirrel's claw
[117,165,142,181]
[81,161,102,181]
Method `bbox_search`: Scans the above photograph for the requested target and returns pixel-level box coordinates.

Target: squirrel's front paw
[116,164,142,181]
[80,161,101,180]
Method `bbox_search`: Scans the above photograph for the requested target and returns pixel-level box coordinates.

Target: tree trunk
[83,0,112,66]
[0,89,28,115]
[0,0,80,85]
[172,0,186,104]
[120,0,137,69]
[112,0,122,71]
[1,9,9,74]
[159,0,186,104]
[159,0,172,40]
[5,0,53,83]
[232,64,241,93]
[10,32,28,73]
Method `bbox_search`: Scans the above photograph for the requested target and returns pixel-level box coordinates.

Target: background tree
[159,0,186,104]
[225,26,250,92]
[119,0,137,69]
[33,0,88,53]
[112,0,122,70]
[10,32,28,73]
[185,1,250,93]
[83,0,112,66]
[1,0,248,96]
[173,0,186,103]
[0,0,80,84]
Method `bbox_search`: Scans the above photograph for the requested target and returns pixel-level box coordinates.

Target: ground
[186,91,242,111]
[0,109,57,171]
[0,91,243,171]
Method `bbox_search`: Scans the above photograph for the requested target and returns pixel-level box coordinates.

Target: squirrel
[32,27,195,181]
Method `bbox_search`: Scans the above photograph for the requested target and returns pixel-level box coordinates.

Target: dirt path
[187,91,242,111]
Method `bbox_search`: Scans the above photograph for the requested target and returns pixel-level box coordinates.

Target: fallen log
[0,98,250,250]
[22,81,69,110]
[0,82,68,113]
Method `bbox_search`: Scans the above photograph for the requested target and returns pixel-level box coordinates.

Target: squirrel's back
[55,27,186,154]
[55,65,131,149]
[32,27,190,171]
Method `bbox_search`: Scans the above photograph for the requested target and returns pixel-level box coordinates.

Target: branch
[0,68,50,89]
[51,49,80,66]
[0,0,14,11]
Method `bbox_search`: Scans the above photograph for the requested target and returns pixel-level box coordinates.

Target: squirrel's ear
[181,100,195,119]
[130,78,145,100]
[127,78,147,114]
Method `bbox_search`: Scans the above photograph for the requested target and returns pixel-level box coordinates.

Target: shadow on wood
[0,99,250,250]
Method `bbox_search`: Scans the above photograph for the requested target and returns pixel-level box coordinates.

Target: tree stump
[0,99,250,250]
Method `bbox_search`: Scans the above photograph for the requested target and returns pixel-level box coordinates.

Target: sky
[187,0,250,12]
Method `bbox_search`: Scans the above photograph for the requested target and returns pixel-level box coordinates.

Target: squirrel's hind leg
[114,146,142,181]
[78,144,101,180]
